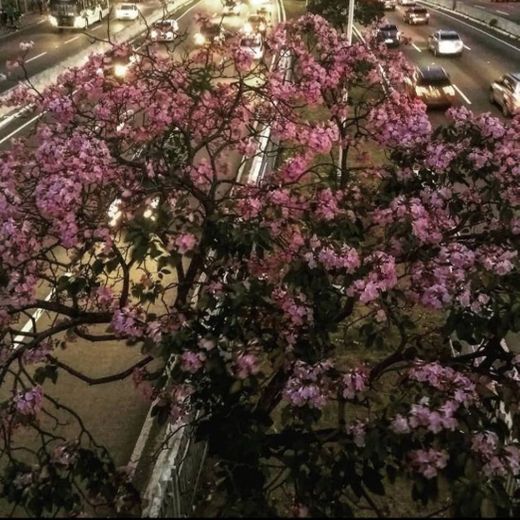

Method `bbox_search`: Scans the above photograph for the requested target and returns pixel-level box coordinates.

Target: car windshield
[380,25,397,32]
[418,75,451,86]
[154,22,172,30]
[412,8,427,13]
[440,33,460,40]
[119,4,135,9]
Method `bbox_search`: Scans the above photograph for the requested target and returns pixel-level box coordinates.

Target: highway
[371,2,520,121]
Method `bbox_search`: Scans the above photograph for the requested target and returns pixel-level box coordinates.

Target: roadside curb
[418,0,520,45]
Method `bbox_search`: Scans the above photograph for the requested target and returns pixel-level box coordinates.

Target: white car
[150,19,179,42]
[399,0,416,5]
[489,73,520,117]
[240,35,264,60]
[114,3,139,21]
[428,30,464,56]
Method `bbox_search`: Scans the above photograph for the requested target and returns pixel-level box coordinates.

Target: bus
[48,0,110,29]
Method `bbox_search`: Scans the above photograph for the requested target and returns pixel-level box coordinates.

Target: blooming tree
[1,14,520,517]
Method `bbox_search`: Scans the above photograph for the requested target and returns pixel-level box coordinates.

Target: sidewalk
[0,11,47,41]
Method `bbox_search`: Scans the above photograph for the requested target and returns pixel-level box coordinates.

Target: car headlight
[108,199,123,227]
[194,33,205,45]
[114,64,128,78]
[151,30,158,38]
[48,15,58,27]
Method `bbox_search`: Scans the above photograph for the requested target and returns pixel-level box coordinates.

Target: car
[222,0,241,15]
[102,48,141,81]
[427,30,463,56]
[114,3,139,21]
[243,14,268,36]
[398,0,416,5]
[405,66,457,108]
[240,35,264,61]
[403,6,429,24]
[193,22,227,46]
[150,19,179,42]
[375,24,401,47]
[380,0,397,9]
[489,73,520,117]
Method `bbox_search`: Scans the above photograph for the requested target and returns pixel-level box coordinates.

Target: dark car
[376,24,401,47]
[405,66,457,108]
[193,22,228,46]
[403,6,430,25]
[102,48,141,81]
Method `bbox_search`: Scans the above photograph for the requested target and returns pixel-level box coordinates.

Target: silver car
[489,73,520,117]
[428,30,463,57]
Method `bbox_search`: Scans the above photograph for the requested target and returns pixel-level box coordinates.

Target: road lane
[379,4,520,117]
[0,1,182,95]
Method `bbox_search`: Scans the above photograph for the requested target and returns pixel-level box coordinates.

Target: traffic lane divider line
[26,52,47,64]
[412,42,422,52]
[453,83,472,104]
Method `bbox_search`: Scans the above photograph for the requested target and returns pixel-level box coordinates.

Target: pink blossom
[175,233,198,255]
[409,448,449,479]
[341,367,369,400]
[14,386,44,417]
[180,351,206,374]
[234,353,261,379]
[390,414,410,434]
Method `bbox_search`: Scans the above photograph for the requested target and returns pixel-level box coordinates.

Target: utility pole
[338,0,355,181]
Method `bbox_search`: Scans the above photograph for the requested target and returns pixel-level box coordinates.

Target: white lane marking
[453,83,472,105]
[36,19,46,25]
[92,25,105,31]
[463,44,471,50]
[13,290,54,350]
[0,114,42,145]
[412,42,422,52]
[495,10,510,17]
[64,35,80,44]
[419,3,520,53]
[25,52,47,64]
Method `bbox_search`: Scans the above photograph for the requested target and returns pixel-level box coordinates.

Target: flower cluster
[408,448,449,479]
[283,360,333,409]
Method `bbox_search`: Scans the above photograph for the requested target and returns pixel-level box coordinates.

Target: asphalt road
[0,1,166,95]
[376,2,520,122]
